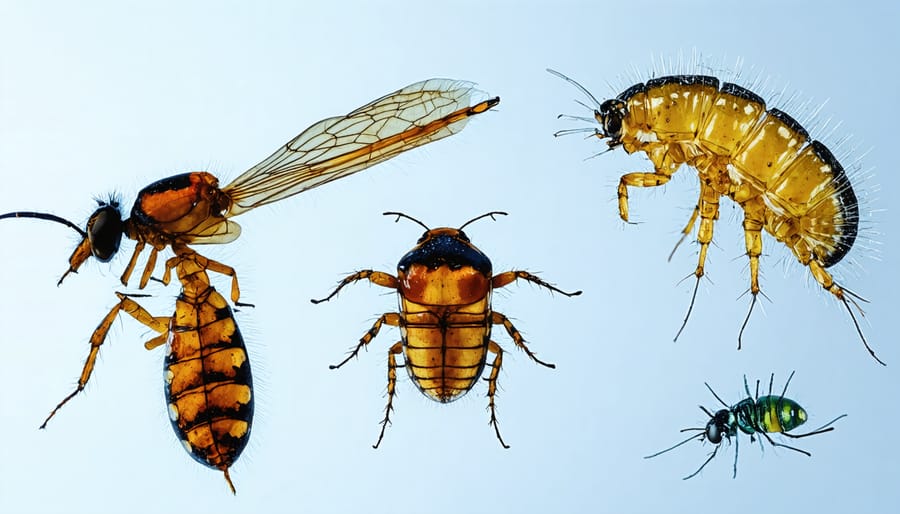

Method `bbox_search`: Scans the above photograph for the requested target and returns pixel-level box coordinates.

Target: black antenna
[459,211,508,231]
[0,211,86,238]
[383,211,430,231]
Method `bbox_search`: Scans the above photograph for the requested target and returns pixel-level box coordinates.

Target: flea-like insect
[644,371,846,479]
[548,68,881,364]
[0,79,498,491]
[311,212,582,448]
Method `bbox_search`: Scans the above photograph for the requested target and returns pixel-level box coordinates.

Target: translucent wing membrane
[223,79,499,216]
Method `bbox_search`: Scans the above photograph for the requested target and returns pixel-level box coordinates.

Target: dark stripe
[767,108,810,141]
[810,140,859,267]
[720,82,766,106]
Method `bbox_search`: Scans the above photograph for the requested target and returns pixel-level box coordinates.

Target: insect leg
[118,240,146,288]
[491,311,554,368]
[683,443,721,480]
[491,270,582,297]
[40,293,168,429]
[806,259,884,365]
[668,204,700,262]
[674,181,720,342]
[164,246,250,306]
[311,270,399,304]
[330,313,401,369]
[137,247,160,290]
[373,341,403,449]
[617,172,672,222]
[484,340,509,448]
[737,203,766,349]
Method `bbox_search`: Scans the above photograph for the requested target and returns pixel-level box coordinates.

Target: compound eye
[706,423,722,444]
[87,204,124,262]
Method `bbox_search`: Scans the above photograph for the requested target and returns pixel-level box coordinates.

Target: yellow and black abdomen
[164,285,253,474]
[400,294,491,403]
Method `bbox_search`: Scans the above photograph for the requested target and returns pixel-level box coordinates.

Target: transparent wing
[222,79,499,216]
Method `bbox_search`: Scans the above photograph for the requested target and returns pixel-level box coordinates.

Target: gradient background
[1,1,897,513]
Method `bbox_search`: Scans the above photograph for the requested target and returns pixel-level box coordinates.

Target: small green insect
[645,371,846,479]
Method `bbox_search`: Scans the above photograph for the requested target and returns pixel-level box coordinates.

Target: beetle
[311,212,582,448]
[548,68,881,364]
[644,371,847,479]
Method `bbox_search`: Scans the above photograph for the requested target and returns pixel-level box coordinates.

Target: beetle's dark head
[384,212,506,276]
[0,197,124,285]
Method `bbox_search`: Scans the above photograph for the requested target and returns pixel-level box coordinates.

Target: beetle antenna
[459,211,508,231]
[383,211,430,231]
[0,211,87,238]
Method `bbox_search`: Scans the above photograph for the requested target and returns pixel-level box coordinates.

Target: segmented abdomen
[734,396,807,435]
[400,297,491,403]
[621,75,858,266]
[164,285,253,472]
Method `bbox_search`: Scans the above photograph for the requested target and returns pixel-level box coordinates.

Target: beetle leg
[491,311,554,368]
[485,340,509,448]
[40,292,168,429]
[331,312,401,369]
[311,270,399,304]
[491,271,581,297]
[617,171,672,222]
[674,180,720,342]
[373,341,404,449]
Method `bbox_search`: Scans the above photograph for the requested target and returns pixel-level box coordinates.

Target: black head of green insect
[384,211,507,273]
[0,196,124,284]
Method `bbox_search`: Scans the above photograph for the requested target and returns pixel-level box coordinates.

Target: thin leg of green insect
[373,341,403,449]
[705,382,731,409]
[731,432,741,478]
[40,293,169,429]
[737,205,766,349]
[310,270,399,304]
[674,181,720,342]
[491,270,582,297]
[686,441,723,480]
[484,340,509,448]
[330,313,401,369]
[491,311,554,368]
[616,171,673,223]
[668,204,700,262]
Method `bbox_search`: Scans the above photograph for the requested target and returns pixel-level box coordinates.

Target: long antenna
[459,211,508,231]
[0,211,86,237]
[383,211,430,231]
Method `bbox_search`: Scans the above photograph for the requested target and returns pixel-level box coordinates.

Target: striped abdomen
[399,262,492,403]
[734,396,807,435]
[164,285,253,474]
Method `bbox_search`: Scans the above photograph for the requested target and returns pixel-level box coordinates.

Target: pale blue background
[1,1,897,513]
